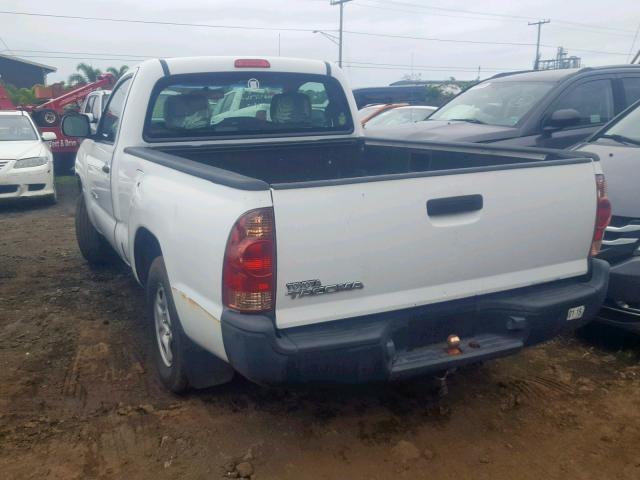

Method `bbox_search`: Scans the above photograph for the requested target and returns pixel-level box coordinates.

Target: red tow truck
[0,73,115,159]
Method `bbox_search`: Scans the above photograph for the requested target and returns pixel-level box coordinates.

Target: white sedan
[0,111,57,204]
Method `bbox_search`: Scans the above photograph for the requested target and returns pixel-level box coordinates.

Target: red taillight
[234,59,271,68]
[223,208,275,312]
[591,174,612,256]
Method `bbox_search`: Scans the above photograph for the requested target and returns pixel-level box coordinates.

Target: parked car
[63,56,609,393]
[0,110,57,204]
[574,100,640,330]
[364,105,436,128]
[353,85,432,109]
[80,90,111,134]
[358,103,408,125]
[367,65,640,149]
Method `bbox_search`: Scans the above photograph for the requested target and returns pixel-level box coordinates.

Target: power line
[342,29,630,56]
[5,49,518,74]
[9,49,152,58]
[0,36,14,55]
[6,54,148,62]
[0,10,335,34]
[353,1,509,23]
[361,0,637,35]
[346,61,514,72]
[1,9,629,57]
[628,22,640,62]
[355,1,637,38]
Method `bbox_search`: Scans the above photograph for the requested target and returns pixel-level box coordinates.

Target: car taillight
[234,59,271,68]
[223,208,275,312]
[591,174,612,256]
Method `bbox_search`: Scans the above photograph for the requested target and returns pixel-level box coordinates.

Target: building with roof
[0,54,56,88]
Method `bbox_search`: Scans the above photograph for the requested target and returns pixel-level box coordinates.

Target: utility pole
[330,0,352,68]
[528,19,550,70]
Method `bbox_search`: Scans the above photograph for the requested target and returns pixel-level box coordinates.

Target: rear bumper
[221,259,609,384]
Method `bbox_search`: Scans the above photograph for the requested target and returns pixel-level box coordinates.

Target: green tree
[68,63,103,85]
[1,81,36,105]
[106,65,129,80]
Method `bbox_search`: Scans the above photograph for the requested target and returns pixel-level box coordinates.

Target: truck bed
[124,139,598,329]
[125,138,593,189]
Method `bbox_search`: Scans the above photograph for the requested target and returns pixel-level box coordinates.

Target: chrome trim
[602,238,639,246]
[605,224,640,233]
[601,304,640,318]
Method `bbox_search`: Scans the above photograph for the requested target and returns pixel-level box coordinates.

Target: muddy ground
[1,178,640,480]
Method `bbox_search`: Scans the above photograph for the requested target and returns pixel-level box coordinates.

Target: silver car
[575,100,640,330]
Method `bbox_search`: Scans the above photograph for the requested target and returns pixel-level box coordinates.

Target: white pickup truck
[62,56,610,392]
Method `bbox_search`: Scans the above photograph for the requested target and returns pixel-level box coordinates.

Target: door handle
[102,164,110,174]
[427,194,483,216]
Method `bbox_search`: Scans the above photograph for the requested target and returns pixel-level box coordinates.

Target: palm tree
[68,63,103,86]
[106,65,129,80]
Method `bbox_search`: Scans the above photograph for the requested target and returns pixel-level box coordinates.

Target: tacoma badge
[285,279,364,299]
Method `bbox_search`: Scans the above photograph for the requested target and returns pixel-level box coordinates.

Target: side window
[98,77,132,143]
[84,96,95,114]
[550,79,614,126]
[622,77,640,105]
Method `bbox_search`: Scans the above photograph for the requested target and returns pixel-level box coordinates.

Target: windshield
[0,115,38,141]
[598,102,640,145]
[365,107,435,127]
[145,72,353,140]
[430,80,555,127]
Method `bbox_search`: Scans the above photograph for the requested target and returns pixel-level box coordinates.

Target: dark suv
[367,65,640,149]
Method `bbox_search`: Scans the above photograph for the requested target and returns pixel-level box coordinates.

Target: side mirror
[41,131,57,141]
[543,108,581,134]
[61,114,91,138]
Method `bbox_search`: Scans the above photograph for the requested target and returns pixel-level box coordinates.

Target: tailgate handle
[427,194,483,216]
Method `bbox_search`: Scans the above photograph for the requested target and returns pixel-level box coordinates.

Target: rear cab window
[144,72,354,141]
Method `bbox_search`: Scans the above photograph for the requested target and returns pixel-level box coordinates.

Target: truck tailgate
[272,161,597,329]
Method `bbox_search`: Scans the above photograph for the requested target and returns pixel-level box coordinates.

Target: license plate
[566,305,586,321]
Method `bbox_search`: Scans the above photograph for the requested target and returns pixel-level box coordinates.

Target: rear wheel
[146,256,234,393]
[75,194,112,265]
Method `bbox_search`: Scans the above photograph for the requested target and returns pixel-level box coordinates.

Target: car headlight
[13,157,49,169]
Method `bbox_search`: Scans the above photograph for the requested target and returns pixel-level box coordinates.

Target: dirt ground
[2,178,640,480]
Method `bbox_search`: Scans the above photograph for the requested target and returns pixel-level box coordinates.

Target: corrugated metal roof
[0,53,57,73]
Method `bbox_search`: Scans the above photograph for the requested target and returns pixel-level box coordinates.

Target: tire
[146,256,234,393]
[75,194,112,265]
[33,109,60,127]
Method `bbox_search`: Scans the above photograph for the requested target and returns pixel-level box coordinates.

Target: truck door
[85,77,132,241]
